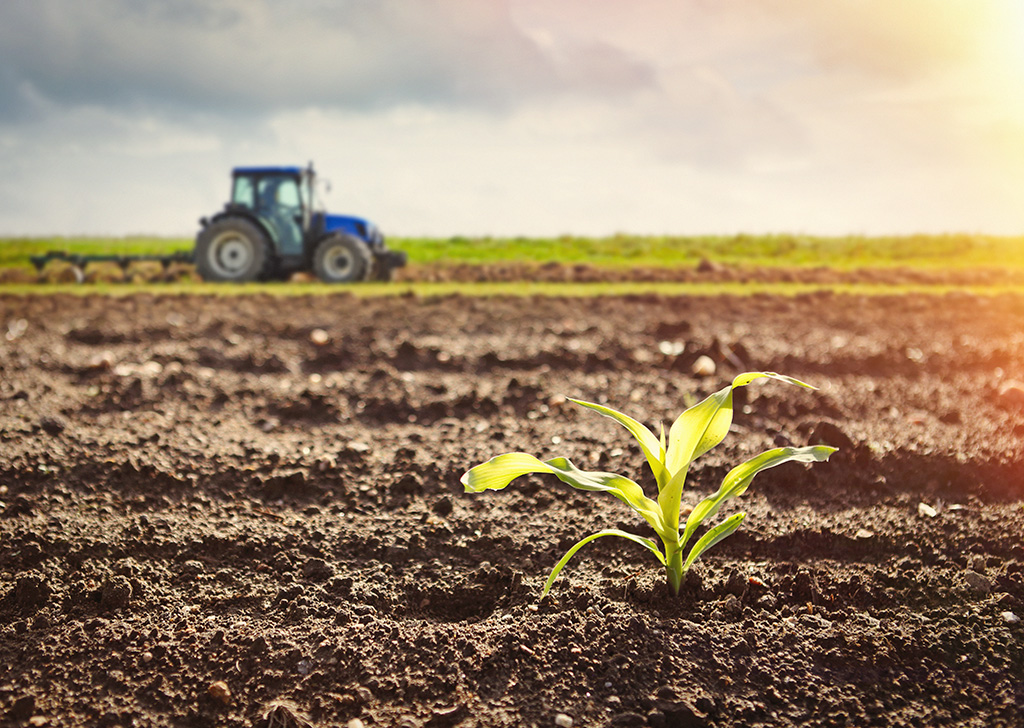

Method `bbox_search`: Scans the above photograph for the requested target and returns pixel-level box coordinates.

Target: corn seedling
[461,372,836,598]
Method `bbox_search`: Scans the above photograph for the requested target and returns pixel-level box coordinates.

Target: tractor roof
[232,166,305,177]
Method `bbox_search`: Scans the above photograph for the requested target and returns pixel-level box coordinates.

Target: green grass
[395,233,1024,269]
[4,233,1024,270]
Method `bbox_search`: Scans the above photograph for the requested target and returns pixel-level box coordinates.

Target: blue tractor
[195,164,406,283]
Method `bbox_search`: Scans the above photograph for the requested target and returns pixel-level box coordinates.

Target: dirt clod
[12,572,50,612]
[100,575,133,610]
[964,570,992,594]
[7,695,35,721]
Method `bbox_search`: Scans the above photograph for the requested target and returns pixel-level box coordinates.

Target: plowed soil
[6,259,1024,287]
[1,291,1022,728]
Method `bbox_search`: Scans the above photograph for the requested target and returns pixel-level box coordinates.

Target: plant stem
[665,543,684,596]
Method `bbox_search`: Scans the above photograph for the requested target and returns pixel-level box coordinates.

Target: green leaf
[665,384,732,476]
[682,512,746,571]
[460,452,556,493]
[731,371,816,390]
[680,445,836,551]
[569,399,668,489]
[660,372,817,531]
[541,528,665,599]
[461,453,669,538]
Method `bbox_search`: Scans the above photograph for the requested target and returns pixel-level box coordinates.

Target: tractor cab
[229,166,309,258]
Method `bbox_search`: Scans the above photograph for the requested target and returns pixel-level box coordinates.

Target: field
[1,286,1022,727]
[5,232,1024,270]
[5,235,1024,300]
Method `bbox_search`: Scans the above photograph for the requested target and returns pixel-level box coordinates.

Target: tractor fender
[206,208,274,243]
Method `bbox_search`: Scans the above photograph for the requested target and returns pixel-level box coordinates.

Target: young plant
[461,372,836,598]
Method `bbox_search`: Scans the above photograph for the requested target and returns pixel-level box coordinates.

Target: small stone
[347,719,366,728]
[310,328,330,346]
[1000,611,1020,624]
[138,360,163,377]
[968,554,987,572]
[208,680,231,705]
[141,651,153,664]
[554,713,574,728]
[5,318,28,340]
[964,570,991,594]
[691,355,716,377]
[658,340,684,356]
[854,529,874,540]
[917,502,938,518]
[610,713,646,727]
[355,686,373,704]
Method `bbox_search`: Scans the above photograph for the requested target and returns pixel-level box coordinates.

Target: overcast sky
[2,0,1024,238]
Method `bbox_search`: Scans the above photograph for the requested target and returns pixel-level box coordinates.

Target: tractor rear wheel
[195,217,273,282]
[312,235,372,283]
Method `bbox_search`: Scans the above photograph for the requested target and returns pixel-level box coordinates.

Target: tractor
[195,164,405,283]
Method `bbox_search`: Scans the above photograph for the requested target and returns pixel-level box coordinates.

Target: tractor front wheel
[312,235,372,283]
[194,217,273,282]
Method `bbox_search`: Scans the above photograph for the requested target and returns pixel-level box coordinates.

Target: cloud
[2,0,1024,237]
[0,0,654,117]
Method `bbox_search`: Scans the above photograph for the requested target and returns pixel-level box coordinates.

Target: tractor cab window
[256,176,304,255]
[258,176,301,213]
[232,176,255,209]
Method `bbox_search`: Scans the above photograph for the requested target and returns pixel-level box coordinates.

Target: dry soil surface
[1,291,1023,728]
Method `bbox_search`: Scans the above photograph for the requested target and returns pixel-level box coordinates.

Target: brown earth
[6,259,1024,287]
[0,290,1022,728]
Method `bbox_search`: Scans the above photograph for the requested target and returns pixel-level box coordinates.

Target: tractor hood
[323,214,383,245]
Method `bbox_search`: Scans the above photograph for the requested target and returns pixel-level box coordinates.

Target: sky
[2,0,1024,238]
